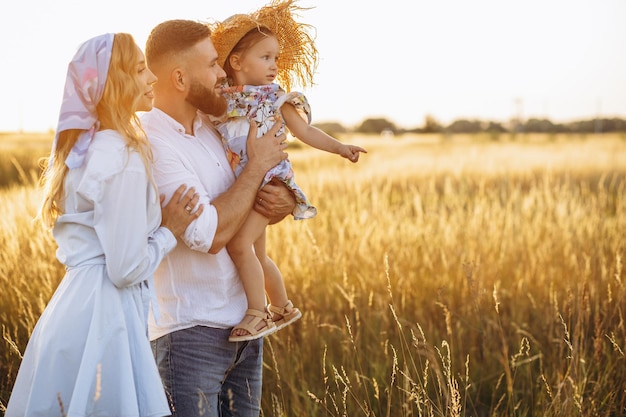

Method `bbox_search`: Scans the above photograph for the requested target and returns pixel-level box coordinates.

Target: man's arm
[209,121,288,253]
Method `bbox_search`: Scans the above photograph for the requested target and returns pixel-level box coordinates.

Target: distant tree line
[314,116,626,136]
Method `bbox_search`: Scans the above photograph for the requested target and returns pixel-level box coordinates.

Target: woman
[5,33,201,416]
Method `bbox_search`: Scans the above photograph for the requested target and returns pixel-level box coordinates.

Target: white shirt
[141,108,249,340]
[55,130,176,287]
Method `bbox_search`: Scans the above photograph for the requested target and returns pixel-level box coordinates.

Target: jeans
[151,326,263,417]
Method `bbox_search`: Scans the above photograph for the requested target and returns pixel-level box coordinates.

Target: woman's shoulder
[73,130,146,202]
[91,129,126,148]
[85,130,143,178]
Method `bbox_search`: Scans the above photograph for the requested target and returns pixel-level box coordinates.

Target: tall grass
[1,133,624,416]
[0,132,50,188]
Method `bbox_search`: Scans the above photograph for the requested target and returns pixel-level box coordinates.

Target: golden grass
[0,132,51,188]
[1,133,624,416]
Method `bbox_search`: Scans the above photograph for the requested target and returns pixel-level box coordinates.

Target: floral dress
[216,83,317,220]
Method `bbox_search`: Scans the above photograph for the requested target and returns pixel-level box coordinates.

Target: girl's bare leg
[254,229,288,308]
[255,230,301,327]
[227,210,270,336]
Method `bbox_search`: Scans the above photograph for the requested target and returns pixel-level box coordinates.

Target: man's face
[186,78,227,116]
[184,38,227,116]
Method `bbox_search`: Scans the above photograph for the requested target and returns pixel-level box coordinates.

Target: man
[142,19,296,417]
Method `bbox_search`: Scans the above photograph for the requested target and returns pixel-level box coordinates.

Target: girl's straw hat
[210,0,318,92]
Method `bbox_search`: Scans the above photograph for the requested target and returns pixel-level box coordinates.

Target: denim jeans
[151,326,263,417]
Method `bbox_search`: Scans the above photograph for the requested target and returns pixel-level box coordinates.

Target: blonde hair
[39,33,154,228]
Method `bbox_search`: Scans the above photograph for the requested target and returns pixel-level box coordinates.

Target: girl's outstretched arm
[281,103,367,162]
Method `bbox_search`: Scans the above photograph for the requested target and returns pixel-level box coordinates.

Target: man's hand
[245,119,288,176]
[254,178,296,224]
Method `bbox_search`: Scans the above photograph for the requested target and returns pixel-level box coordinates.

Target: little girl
[211,0,367,342]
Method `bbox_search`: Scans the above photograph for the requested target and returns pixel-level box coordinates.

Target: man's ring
[258,198,263,204]
[185,205,192,212]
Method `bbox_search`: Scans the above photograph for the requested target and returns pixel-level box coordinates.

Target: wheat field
[1,133,624,416]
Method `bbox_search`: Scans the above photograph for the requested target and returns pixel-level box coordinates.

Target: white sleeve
[91,168,177,289]
[150,136,218,253]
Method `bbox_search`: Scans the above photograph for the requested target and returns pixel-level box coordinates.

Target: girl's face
[135,46,158,112]
[235,35,280,86]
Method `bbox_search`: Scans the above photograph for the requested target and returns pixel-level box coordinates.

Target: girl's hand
[160,184,203,237]
[339,144,367,163]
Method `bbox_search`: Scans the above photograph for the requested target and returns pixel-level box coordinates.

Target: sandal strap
[231,308,274,336]
[269,300,294,316]
[245,308,271,320]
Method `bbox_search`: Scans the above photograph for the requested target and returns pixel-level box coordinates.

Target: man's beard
[186,79,227,117]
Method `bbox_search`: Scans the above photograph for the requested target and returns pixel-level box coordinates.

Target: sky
[1,0,625,132]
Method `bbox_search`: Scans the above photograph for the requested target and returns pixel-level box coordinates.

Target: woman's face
[135,46,157,112]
